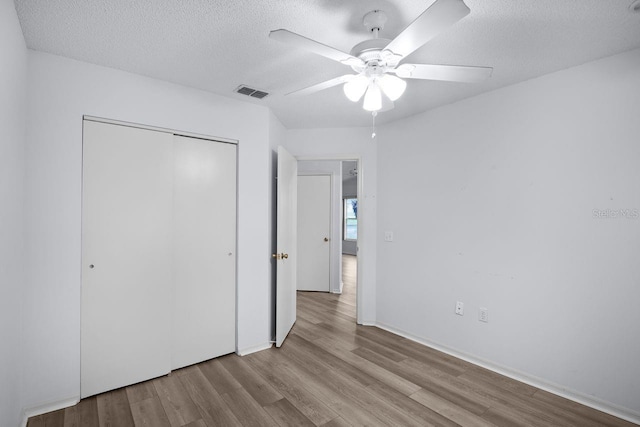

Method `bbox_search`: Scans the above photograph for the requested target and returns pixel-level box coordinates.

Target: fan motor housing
[350,38,392,70]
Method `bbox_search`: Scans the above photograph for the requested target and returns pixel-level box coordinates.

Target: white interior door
[297,175,331,292]
[81,120,173,398]
[171,135,236,369]
[275,146,298,347]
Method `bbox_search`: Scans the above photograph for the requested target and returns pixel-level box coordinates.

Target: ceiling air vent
[235,85,269,99]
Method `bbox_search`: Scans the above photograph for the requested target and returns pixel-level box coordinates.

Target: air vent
[235,85,270,99]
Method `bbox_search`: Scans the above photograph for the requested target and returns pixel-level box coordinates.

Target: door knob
[282,253,289,259]
[324,237,329,242]
[272,253,289,260]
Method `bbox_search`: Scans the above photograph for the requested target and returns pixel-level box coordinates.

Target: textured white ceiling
[14,0,640,129]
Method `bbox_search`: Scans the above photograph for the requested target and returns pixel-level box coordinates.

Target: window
[344,198,357,241]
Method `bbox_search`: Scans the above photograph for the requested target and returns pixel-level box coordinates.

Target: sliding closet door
[81,121,174,398]
[171,135,237,369]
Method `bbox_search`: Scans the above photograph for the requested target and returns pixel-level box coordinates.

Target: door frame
[295,154,364,325]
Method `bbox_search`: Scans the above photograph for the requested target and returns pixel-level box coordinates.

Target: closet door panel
[81,121,173,398]
[171,135,237,369]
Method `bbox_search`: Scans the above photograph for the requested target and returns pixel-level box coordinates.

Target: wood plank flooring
[28,255,637,426]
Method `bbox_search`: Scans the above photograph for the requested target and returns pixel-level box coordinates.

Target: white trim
[374,321,640,425]
[237,342,273,356]
[332,280,344,295]
[295,154,362,162]
[355,157,365,325]
[21,396,80,427]
[83,115,238,145]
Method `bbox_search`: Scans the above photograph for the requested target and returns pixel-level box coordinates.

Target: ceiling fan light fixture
[363,82,382,112]
[378,74,407,101]
[343,74,369,102]
[379,90,395,112]
[271,1,494,116]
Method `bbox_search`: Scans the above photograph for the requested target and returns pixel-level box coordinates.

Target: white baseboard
[374,321,640,425]
[21,396,79,427]
[237,342,273,356]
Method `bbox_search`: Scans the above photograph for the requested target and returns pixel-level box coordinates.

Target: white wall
[298,161,343,293]
[0,1,27,425]
[22,51,273,412]
[284,128,377,324]
[376,48,640,420]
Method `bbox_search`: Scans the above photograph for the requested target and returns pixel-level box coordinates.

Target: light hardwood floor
[28,255,636,426]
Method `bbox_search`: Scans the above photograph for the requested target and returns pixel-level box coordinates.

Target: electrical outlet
[479,307,488,323]
[455,301,464,316]
[384,231,394,242]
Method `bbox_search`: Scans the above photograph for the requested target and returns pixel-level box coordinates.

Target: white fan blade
[287,75,355,97]
[383,0,470,60]
[394,63,492,82]
[270,29,365,68]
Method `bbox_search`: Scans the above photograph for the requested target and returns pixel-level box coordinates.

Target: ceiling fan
[270,0,492,114]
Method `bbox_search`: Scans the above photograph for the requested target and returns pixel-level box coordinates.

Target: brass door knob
[282,253,289,259]
[324,237,329,242]
[272,253,288,260]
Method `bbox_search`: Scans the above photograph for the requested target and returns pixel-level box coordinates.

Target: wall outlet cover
[455,301,464,316]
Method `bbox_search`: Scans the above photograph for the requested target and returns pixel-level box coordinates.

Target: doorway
[273,153,364,348]
[295,159,359,316]
[340,253,357,314]
[340,161,358,314]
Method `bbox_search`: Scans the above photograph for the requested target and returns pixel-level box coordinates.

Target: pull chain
[371,111,377,139]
